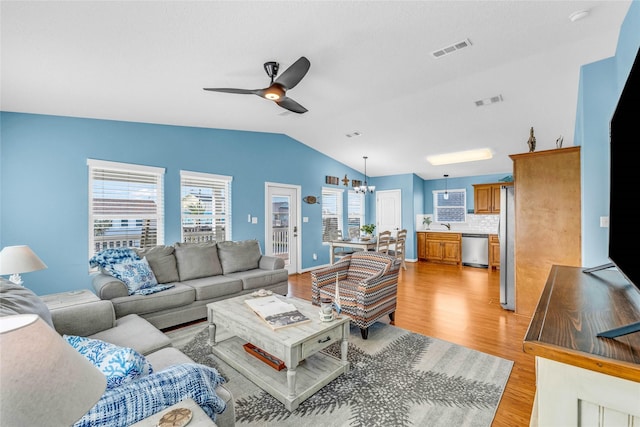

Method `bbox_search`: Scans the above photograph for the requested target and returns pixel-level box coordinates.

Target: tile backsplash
[416,213,499,234]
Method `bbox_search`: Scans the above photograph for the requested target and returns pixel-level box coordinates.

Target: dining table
[328,237,396,264]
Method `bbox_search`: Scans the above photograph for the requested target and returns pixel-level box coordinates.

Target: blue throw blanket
[74,363,226,427]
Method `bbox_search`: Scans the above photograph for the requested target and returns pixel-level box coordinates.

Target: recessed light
[427,148,493,165]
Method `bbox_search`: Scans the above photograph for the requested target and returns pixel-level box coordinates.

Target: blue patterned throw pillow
[64,336,153,389]
[107,257,160,295]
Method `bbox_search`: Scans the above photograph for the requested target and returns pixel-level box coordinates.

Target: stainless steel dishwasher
[461,233,489,268]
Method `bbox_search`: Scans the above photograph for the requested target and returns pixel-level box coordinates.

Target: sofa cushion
[224,268,289,291]
[89,313,172,355]
[110,283,196,320]
[217,240,262,274]
[180,276,243,301]
[64,335,153,389]
[134,245,179,284]
[174,242,223,281]
[0,278,54,328]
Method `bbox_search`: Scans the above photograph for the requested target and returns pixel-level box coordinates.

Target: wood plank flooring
[287,261,536,427]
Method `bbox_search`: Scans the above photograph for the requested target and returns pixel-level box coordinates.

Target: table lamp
[0,314,107,426]
[0,245,48,285]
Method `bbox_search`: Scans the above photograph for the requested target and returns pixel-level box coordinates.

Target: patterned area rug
[166,321,513,427]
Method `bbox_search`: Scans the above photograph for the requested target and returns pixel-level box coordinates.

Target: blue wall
[2,0,638,295]
[580,0,640,266]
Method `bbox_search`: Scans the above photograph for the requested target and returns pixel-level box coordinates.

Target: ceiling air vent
[475,95,504,107]
[432,38,472,59]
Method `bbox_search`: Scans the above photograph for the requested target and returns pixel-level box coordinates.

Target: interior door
[265,183,300,274]
[376,189,402,235]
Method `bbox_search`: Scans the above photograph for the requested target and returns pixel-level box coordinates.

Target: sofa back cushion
[134,245,179,284]
[217,240,262,274]
[173,242,223,281]
[0,278,54,328]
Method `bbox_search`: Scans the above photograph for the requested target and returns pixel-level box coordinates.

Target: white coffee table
[207,294,350,411]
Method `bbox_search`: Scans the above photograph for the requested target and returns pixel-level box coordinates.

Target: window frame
[347,190,365,233]
[87,159,165,262]
[180,170,232,243]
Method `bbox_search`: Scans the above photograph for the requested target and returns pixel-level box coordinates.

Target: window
[322,187,344,242]
[180,171,232,243]
[347,190,365,231]
[433,189,466,223]
[88,159,165,259]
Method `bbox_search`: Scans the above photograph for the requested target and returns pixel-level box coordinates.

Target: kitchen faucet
[441,223,451,230]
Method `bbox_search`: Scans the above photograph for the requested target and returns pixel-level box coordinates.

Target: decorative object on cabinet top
[527,127,536,152]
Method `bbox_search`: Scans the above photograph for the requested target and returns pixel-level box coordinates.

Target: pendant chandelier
[444,174,449,200]
[355,156,375,194]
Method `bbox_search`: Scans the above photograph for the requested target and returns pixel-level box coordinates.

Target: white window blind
[88,159,165,259]
[180,170,232,243]
[322,187,344,242]
[347,190,365,233]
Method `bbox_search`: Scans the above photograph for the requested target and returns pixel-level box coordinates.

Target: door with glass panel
[266,183,300,274]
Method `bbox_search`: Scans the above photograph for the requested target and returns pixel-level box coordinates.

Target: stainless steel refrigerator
[499,185,515,310]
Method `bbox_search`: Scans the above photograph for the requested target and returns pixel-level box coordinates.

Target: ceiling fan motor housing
[264,61,279,81]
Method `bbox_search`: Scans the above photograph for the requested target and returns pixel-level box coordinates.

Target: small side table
[41,289,99,310]
[131,398,218,426]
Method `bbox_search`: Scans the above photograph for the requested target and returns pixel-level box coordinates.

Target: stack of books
[244,296,311,330]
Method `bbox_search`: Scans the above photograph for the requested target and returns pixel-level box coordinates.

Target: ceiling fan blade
[203,87,261,95]
[274,56,310,90]
[276,96,308,114]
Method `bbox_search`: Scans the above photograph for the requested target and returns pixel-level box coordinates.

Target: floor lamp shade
[0,314,107,426]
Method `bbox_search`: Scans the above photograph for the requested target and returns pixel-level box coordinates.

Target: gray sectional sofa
[92,240,289,329]
[0,279,235,426]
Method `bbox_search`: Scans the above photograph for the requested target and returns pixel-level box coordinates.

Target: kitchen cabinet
[416,232,427,260]
[421,232,461,266]
[473,182,512,214]
[488,234,500,270]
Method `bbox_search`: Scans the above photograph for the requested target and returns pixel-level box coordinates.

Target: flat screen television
[585,46,640,338]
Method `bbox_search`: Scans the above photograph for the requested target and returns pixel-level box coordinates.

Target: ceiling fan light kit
[203,56,310,114]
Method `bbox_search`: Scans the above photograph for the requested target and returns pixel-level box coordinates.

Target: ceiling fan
[203,56,310,114]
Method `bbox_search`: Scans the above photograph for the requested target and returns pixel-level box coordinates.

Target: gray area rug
[166,321,513,427]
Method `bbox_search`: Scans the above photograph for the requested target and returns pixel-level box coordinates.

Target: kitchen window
[433,189,466,223]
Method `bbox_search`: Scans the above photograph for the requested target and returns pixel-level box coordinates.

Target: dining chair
[348,226,361,240]
[389,229,407,270]
[329,229,355,261]
[376,230,392,254]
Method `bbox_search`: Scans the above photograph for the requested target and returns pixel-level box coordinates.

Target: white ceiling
[1,1,631,180]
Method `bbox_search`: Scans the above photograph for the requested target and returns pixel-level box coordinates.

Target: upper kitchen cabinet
[473,182,512,214]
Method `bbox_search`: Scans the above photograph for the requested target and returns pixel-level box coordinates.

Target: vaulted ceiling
[1,1,631,179]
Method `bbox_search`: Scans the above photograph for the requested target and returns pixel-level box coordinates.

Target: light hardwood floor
[287,261,536,427]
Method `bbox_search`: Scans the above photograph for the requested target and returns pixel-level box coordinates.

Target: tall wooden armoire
[509,146,581,317]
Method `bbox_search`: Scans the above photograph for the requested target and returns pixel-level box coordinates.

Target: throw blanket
[74,363,227,427]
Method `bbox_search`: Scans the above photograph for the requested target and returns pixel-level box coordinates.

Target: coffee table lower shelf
[211,336,347,411]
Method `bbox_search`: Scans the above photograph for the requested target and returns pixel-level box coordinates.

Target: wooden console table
[523,265,640,426]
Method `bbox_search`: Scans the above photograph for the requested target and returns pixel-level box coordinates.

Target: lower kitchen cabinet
[489,234,500,270]
[418,232,461,266]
